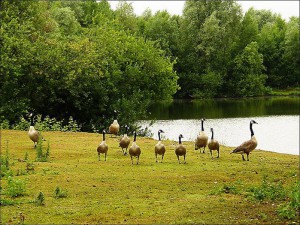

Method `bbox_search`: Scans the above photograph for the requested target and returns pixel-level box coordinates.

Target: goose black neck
[250,122,254,137]
[158,131,161,141]
[134,132,137,142]
[211,130,214,140]
[179,136,182,144]
[201,120,204,131]
[103,132,106,141]
[30,116,34,126]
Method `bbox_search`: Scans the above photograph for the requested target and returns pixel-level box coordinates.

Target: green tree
[231,42,267,97]
[281,17,300,87]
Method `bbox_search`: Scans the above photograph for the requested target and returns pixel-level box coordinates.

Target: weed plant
[247,175,286,201]
[54,187,68,199]
[0,141,12,177]
[35,140,50,162]
[36,192,45,206]
[277,181,300,219]
[5,177,27,198]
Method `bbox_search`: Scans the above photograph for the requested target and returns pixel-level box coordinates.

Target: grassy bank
[1,130,299,224]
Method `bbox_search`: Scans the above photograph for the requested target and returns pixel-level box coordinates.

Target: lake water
[138,97,300,155]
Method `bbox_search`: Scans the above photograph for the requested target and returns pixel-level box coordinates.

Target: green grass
[270,87,300,96]
[0,130,299,224]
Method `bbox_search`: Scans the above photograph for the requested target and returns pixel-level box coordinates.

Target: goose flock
[28,112,258,164]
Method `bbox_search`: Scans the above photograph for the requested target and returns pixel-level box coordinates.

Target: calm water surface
[139,97,300,155]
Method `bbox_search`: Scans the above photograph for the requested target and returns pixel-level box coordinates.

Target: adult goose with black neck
[195,118,208,153]
[231,120,258,161]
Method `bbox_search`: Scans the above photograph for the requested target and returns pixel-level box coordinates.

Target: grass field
[0,129,299,224]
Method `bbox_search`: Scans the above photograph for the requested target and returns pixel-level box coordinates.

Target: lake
[138,97,300,155]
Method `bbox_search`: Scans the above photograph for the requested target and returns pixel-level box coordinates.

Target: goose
[155,129,166,163]
[109,110,120,137]
[28,113,45,148]
[97,130,108,161]
[119,125,130,155]
[129,131,141,165]
[195,118,208,153]
[208,128,220,159]
[175,134,186,164]
[231,120,258,161]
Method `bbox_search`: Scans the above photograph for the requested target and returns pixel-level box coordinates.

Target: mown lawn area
[0,130,299,224]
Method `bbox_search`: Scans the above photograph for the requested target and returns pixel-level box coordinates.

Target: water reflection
[147,97,300,120]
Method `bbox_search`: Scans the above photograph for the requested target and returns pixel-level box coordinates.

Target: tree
[281,17,300,87]
[231,42,267,97]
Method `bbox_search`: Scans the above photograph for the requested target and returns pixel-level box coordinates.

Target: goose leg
[183,155,186,164]
[105,153,107,161]
[155,153,158,163]
[130,156,133,165]
[210,150,213,159]
[242,154,245,161]
[161,154,164,163]
[247,154,249,161]
[202,147,205,153]
[98,153,100,161]
[137,156,139,165]
[217,149,220,158]
[177,155,180,164]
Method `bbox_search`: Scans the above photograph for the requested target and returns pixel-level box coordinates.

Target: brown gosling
[208,128,220,159]
[119,125,130,155]
[109,110,120,137]
[129,131,141,165]
[155,129,166,163]
[97,130,108,161]
[195,118,208,153]
[28,113,45,148]
[175,134,186,164]
[231,120,258,161]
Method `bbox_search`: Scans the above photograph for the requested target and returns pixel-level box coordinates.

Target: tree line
[0,0,299,131]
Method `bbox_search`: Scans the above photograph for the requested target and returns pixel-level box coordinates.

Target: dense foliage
[0,0,299,130]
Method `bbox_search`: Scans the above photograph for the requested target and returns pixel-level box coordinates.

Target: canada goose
[109,110,120,137]
[129,131,141,165]
[155,129,166,163]
[28,113,45,148]
[208,128,220,159]
[231,120,258,161]
[97,130,108,161]
[195,118,208,153]
[175,134,186,164]
[119,125,130,155]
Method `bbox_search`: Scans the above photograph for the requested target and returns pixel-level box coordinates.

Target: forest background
[0,0,299,132]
